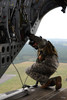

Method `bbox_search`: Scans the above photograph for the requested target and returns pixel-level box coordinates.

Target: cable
[12,62,24,86]
[12,62,29,88]
[24,75,29,85]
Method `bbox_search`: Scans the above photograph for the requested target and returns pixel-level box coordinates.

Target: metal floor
[18,87,67,100]
[1,87,67,100]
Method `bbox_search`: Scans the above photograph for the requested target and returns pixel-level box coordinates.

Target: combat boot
[55,76,62,90]
[40,79,53,89]
[41,76,62,91]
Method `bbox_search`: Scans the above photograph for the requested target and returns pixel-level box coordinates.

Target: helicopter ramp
[0,87,67,100]
[20,88,67,100]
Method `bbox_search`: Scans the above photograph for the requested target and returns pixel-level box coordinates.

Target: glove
[29,40,38,49]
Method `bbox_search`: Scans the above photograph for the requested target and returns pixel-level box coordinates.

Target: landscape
[14,39,67,63]
[0,39,67,93]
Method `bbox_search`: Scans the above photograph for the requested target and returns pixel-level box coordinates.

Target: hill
[14,39,67,63]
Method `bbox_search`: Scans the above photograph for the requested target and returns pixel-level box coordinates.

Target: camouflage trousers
[26,60,58,84]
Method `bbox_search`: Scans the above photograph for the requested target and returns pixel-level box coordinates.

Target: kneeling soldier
[25,34,62,90]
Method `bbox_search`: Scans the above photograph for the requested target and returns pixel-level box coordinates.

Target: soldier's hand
[29,40,38,49]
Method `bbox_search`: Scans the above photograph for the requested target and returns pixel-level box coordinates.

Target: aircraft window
[7,46,9,52]
[17,49,18,52]
[2,57,5,64]
[7,56,9,62]
[2,47,5,53]
[11,46,13,50]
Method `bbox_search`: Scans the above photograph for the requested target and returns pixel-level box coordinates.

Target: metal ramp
[20,88,67,100]
[0,87,67,100]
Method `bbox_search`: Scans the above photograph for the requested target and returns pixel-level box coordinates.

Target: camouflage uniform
[26,34,59,84]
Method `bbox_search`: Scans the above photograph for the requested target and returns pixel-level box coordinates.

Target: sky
[36,7,67,39]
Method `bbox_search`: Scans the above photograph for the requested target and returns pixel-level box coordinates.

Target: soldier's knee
[25,67,31,75]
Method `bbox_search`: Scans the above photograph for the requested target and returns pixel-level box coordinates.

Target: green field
[0,62,67,93]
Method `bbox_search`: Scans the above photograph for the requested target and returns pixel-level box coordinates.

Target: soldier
[25,34,62,90]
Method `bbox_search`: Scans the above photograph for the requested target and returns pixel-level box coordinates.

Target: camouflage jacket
[29,34,59,68]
